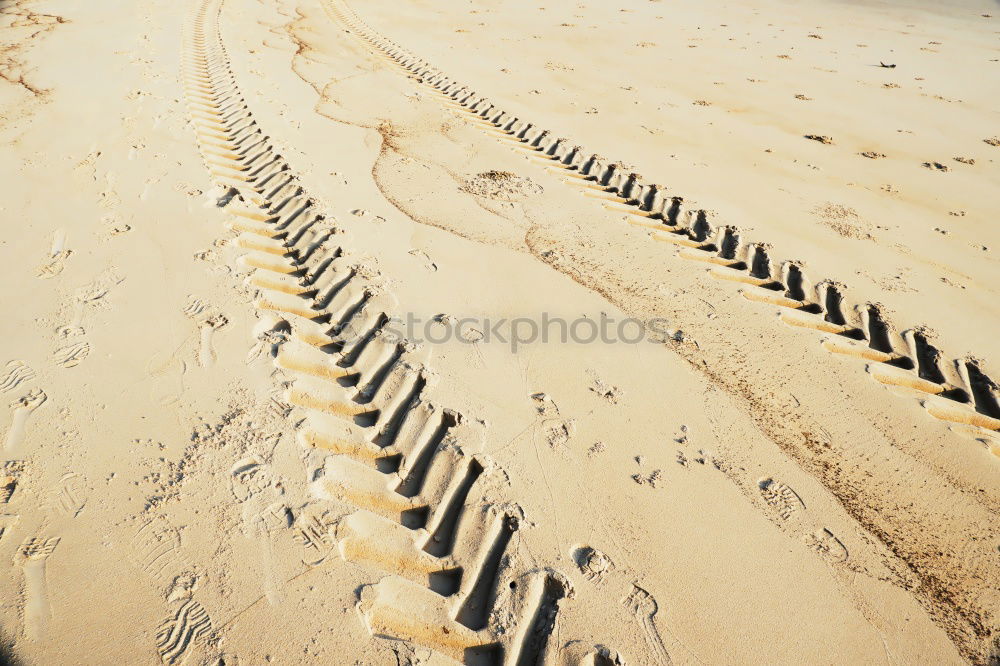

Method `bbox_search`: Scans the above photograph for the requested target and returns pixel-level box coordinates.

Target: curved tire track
[325,0,1000,449]
[181,1,606,663]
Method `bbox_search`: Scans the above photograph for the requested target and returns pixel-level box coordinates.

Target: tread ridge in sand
[324,0,1000,449]
[181,3,587,662]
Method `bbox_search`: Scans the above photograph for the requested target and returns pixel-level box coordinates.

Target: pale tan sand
[0,0,997,663]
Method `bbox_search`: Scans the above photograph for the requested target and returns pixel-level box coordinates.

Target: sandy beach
[1,0,998,663]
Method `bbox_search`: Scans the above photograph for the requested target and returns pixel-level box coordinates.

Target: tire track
[182,1,607,662]
[324,0,1000,449]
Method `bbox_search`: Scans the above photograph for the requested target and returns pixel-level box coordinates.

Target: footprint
[155,598,214,665]
[246,501,291,605]
[267,384,292,420]
[50,229,68,254]
[1,461,25,502]
[165,572,200,603]
[198,315,228,368]
[739,476,847,568]
[231,459,286,604]
[589,375,622,404]
[757,477,805,521]
[4,389,47,451]
[53,341,90,368]
[407,248,438,272]
[182,297,208,319]
[56,325,86,339]
[230,458,274,503]
[544,418,576,448]
[101,215,131,238]
[55,297,87,342]
[621,585,671,664]
[572,545,613,583]
[388,642,433,666]
[76,275,121,310]
[560,642,625,666]
[36,230,71,279]
[0,361,36,393]
[19,536,60,641]
[631,468,664,488]
[49,472,88,518]
[292,505,335,566]
[130,514,183,582]
[531,392,561,418]
[805,528,849,564]
[193,247,216,264]
[98,174,121,209]
[245,325,288,365]
[147,351,188,407]
[0,513,19,541]
[36,251,72,279]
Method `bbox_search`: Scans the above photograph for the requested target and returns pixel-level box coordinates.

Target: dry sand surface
[1,0,998,663]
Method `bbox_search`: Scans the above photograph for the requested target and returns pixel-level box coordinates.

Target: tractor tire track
[181,1,606,662]
[324,0,1000,449]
